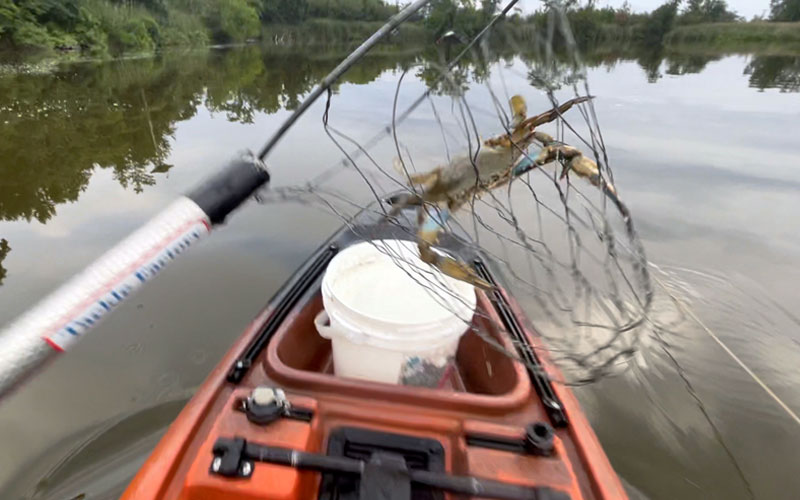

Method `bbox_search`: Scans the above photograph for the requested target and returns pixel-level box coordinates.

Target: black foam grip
[187,153,270,225]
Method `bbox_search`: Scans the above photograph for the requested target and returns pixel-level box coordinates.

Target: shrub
[641,0,680,45]
[90,1,160,53]
[307,0,396,23]
[73,7,108,52]
[204,0,260,43]
[11,20,53,49]
[162,7,210,46]
[260,0,309,24]
[116,16,160,51]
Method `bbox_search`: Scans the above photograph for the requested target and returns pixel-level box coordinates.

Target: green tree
[480,0,498,21]
[259,0,308,24]
[424,0,457,37]
[204,0,260,42]
[770,0,800,21]
[305,0,396,22]
[681,0,739,24]
[423,0,489,37]
[641,0,680,45]
[0,0,79,49]
[615,1,633,25]
[0,1,14,36]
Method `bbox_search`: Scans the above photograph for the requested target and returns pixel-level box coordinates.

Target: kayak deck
[121,208,627,500]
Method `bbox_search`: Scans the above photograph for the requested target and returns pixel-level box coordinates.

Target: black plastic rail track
[227,244,339,383]
[473,259,568,428]
[211,437,570,500]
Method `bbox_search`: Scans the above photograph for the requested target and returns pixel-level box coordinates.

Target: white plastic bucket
[315,239,476,387]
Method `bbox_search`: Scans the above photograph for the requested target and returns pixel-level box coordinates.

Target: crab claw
[419,239,494,290]
[433,255,495,291]
[510,95,528,128]
[417,208,495,291]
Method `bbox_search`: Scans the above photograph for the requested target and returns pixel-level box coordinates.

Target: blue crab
[391,95,616,290]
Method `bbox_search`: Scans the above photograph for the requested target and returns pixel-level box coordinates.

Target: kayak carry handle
[0,153,269,400]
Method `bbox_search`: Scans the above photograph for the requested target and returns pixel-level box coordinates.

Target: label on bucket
[399,355,455,388]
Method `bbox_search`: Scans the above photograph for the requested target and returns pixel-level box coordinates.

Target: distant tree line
[521,0,799,47]
[0,0,798,56]
[422,0,498,38]
[260,0,400,24]
[0,0,407,54]
[770,0,800,22]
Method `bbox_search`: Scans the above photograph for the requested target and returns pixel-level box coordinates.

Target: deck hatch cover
[319,427,444,500]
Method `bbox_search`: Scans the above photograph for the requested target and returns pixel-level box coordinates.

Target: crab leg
[533,133,609,190]
[510,132,622,209]
[517,95,593,131]
[416,203,493,290]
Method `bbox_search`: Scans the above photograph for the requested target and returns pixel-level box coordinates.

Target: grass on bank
[262,18,428,47]
[666,21,800,46]
[663,21,800,54]
[2,0,800,60]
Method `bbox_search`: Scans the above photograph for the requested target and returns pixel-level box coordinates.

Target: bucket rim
[322,239,477,327]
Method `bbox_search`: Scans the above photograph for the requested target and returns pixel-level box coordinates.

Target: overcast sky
[518,1,772,20]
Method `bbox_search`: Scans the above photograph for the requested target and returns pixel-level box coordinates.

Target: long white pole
[0,0,433,401]
[0,155,269,399]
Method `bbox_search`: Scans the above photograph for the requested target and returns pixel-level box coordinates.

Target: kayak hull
[122,207,627,500]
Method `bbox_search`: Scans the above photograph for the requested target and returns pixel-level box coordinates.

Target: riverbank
[552,20,800,53]
[0,0,426,58]
[2,5,800,64]
[665,21,800,52]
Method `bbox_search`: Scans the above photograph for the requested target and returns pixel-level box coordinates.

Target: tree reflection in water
[0,239,9,286]
[0,46,419,225]
[0,44,797,287]
[745,55,800,92]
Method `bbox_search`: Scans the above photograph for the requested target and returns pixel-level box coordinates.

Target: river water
[0,45,798,499]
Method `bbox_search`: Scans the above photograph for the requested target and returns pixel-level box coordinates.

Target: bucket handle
[314,310,336,340]
[314,310,367,344]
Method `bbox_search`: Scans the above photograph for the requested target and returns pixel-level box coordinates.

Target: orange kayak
[121,209,627,500]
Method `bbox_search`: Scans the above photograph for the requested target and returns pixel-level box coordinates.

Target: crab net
[260,1,655,385]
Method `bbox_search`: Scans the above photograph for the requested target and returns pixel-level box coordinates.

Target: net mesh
[260,1,657,385]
